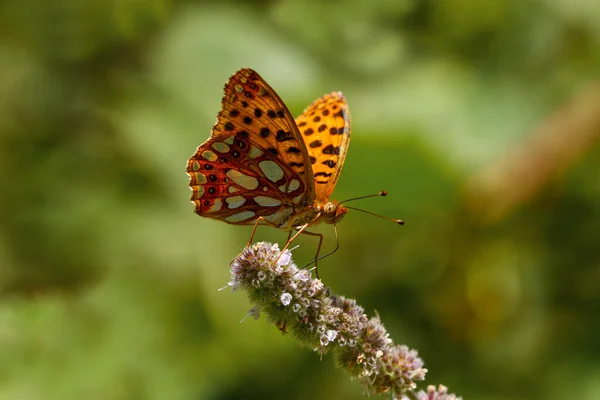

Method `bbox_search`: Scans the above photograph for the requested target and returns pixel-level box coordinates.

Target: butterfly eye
[324,203,336,214]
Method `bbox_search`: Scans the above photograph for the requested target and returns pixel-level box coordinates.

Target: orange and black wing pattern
[186,68,316,226]
[295,92,351,201]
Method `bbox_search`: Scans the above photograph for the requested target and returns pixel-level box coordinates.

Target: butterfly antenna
[338,190,389,205]
[340,190,405,225]
[345,206,404,225]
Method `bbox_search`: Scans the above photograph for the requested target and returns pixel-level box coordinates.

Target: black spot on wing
[260,127,270,138]
[322,145,340,155]
[276,130,295,142]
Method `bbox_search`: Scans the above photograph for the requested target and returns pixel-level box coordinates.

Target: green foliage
[1,0,599,399]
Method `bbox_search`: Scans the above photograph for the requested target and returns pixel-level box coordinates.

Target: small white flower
[280,292,292,306]
[276,250,292,267]
[240,307,261,323]
[271,243,280,251]
[326,329,338,342]
[312,280,324,292]
[217,281,234,292]
[296,270,310,282]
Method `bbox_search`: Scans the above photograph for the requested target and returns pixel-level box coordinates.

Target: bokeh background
[2,0,600,399]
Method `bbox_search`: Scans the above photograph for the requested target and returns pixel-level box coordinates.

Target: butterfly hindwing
[295,92,351,201]
[187,142,298,225]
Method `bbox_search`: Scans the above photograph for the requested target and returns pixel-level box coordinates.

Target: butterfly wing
[295,92,351,201]
[186,68,315,227]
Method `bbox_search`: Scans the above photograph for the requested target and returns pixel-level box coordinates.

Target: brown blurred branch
[465,82,600,224]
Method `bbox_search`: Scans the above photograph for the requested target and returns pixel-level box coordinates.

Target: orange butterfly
[186,68,403,277]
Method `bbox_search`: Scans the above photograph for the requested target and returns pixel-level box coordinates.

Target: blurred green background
[1,0,600,399]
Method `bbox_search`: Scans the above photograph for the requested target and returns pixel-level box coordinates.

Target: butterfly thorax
[283,200,347,231]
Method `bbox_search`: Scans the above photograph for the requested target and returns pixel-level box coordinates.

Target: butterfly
[186,68,403,277]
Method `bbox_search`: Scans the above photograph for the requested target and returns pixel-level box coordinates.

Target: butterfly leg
[246,216,280,247]
[297,230,324,279]
[280,223,309,252]
[273,223,311,266]
[299,224,341,278]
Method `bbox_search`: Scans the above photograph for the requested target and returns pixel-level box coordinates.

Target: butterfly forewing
[186,68,316,226]
[295,92,351,202]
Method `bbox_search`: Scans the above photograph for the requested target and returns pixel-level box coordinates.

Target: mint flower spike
[229,242,460,399]
[402,385,463,400]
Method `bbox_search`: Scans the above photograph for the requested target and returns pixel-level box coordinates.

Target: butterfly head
[321,201,348,224]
